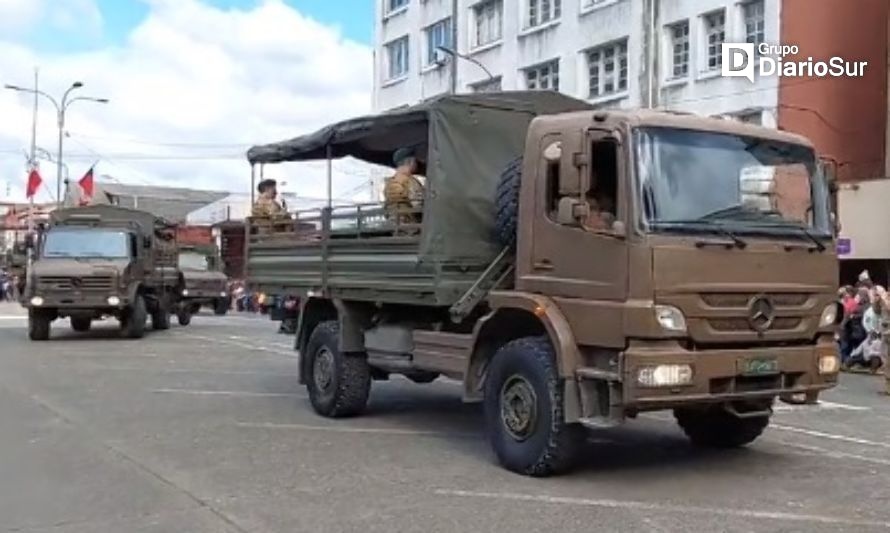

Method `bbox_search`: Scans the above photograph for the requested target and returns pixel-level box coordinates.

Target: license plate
[740,357,780,376]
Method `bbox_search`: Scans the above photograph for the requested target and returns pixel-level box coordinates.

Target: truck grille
[708,317,801,332]
[701,293,809,308]
[38,275,114,291]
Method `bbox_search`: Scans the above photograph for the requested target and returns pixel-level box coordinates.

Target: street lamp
[4,81,108,206]
[436,46,497,90]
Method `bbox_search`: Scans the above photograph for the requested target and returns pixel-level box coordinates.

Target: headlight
[818,354,839,374]
[819,303,839,327]
[655,305,687,332]
[182,289,189,296]
[107,296,121,306]
[638,364,694,387]
[220,291,227,298]
[30,296,44,307]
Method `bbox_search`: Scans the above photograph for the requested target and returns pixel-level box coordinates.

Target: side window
[584,139,619,231]
[544,141,563,218]
[129,234,138,258]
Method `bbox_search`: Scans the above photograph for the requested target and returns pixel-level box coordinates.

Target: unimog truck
[176,244,230,325]
[23,205,184,340]
[245,92,840,476]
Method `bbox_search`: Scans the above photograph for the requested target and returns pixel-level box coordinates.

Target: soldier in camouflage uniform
[252,179,285,218]
[384,147,424,226]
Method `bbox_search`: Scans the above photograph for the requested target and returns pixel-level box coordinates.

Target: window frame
[424,18,453,67]
[585,39,629,100]
[743,0,766,48]
[665,20,690,80]
[384,0,410,17]
[384,35,411,81]
[472,0,504,49]
[524,59,561,92]
[701,9,726,73]
[526,0,562,29]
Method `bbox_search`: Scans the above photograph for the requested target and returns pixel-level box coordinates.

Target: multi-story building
[373,0,888,182]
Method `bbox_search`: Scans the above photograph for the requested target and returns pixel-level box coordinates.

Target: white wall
[374,0,782,124]
[838,179,890,259]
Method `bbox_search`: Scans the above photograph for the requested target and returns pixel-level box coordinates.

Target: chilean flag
[25,168,42,199]
[79,167,94,200]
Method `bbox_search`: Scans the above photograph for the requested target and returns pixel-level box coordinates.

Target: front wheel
[151,303,171,331]
[28,310,52,341]
[122,295,147,339]
[484,336,584,477]
[305,321,371,418]
[213,298,229,316]
[674,405,770,448]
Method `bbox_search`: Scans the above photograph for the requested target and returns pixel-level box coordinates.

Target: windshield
[42,229,131,259]
[635,127,831,237]
[179,252,209,271]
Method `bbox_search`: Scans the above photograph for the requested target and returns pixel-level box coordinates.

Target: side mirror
[556,197,589,226]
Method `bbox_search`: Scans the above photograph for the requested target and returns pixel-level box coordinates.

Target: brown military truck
[176,244,230,325]
[246,92,840,476]
[23,205,184,340]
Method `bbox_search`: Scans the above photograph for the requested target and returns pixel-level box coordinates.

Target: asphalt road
[1,301,889,533]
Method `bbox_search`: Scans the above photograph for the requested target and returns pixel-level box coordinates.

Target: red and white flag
[79,167,95,200]
[25,168,42,199]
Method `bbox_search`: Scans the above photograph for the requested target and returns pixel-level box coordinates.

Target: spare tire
[494,157,523,248]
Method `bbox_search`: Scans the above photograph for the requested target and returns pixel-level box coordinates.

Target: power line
[67,131,252,149]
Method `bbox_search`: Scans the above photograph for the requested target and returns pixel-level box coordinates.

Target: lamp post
[4,81,108,206]
[436,46,497,90]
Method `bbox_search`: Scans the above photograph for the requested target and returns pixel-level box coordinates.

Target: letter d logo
[722,43,755,82]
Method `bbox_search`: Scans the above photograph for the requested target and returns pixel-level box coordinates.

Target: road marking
[0,315,25,320]
[771,424,890,450]
[774,400,871,412]
[434,489,890,529]
[779,440,890,467]
[236,421,478,438]
[152,387,299,397]
[176,332,297,358]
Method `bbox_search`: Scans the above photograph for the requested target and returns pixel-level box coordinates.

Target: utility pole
[450,0,459,94]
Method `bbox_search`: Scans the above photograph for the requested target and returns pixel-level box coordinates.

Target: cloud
[0,0,375,205]
[0,0,103,36]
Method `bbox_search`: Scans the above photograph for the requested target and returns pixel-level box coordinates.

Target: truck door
[520,128,629,304]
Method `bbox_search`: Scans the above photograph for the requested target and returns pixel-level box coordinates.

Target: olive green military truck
[245,92,840,476]
[23,205,185,340]
[176,245,230,325]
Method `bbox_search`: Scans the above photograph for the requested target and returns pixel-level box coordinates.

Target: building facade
[374,0,888,182]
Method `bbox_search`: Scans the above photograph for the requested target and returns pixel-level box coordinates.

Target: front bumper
[25,292,128,310]
[622,340,838,410]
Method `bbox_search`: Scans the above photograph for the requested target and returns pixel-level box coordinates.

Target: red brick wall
[779,0,889,182]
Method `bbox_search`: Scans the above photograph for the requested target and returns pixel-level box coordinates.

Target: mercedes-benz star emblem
[70,277,83,289]
[747,295,775,332]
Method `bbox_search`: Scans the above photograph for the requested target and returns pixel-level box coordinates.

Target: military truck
[177,244,230,324]
[246,92,840,476]
[23,205,184,340]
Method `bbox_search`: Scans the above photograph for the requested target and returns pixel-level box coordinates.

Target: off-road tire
[151,303,171,331]
[484,336,584,477]
[122,295,147,339]
[177,311,192,326]
[213,298,229,316]
[494,157,522,249]
[70,317,92,332]
[28,310,51,341]
[305,320,371,418]
[674,406,770,448]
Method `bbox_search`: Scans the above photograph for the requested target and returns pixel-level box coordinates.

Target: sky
[0,0,378,205]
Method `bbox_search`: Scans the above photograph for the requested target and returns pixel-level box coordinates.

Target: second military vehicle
[23,205,185,340]
[176,244,230,325]
[245,92,840,476]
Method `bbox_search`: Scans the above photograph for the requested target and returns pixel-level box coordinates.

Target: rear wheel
[122,295,147,339]
[674,405,770,448]
[70,317,92,332]
[484,336,584,477]
[213,298,229,316]
[28,309,52,341]
[305,321,371,418]
[177,310,192,326]
[151,301,171,331]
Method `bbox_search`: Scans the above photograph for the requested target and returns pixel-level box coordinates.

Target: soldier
[252,179,284,218]
[384,147,425,226]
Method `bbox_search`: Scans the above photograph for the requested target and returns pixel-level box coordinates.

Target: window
[586,139,619,231]
[424,18,452,66]
[582,0,616,10]
[473,0,503,48]
[667,21,689,79]
[586,40,628,98]
[703,10,726,71]
[525,60,560,91]
[385,36,410,80]
[471,77,502,93]
[743,1,765,47]
[527,0,561,28]
[386,0,409,15]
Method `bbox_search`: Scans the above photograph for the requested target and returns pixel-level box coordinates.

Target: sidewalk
[0,302,26,318]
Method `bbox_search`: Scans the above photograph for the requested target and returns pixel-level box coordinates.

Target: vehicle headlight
[655,305,687,332]
[819,303,839,327]
[107,296,121,306]
[818,354,840,375]
[30,296,44,307]
[182,289,189,296]
[638,364,694,387]
[220,291,227,298]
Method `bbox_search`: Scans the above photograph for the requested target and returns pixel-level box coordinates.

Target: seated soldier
[252,179,291,233]
[582,189,616,231]
[384,147,425,226]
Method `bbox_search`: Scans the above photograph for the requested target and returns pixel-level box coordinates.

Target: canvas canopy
[246,91,593,265]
